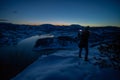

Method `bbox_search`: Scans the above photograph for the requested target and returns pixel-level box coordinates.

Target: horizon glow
[0,0,120,27]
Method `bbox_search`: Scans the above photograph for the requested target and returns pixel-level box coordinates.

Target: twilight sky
[0,0,120,26]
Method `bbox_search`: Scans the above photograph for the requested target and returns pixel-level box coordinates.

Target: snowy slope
[1,23,120,80]
[12,46,120,80]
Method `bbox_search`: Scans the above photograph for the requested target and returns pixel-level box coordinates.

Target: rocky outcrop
[33,36,78,51]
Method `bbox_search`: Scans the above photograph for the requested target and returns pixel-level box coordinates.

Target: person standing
[78,26,90,61]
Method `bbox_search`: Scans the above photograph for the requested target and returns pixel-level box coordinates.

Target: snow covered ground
[1,23,120,80]
[12,41,120,80]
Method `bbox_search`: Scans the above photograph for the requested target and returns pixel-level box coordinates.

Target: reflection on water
[0,34,55,80]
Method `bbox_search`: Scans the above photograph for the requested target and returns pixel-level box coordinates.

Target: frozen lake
[0,34,55,80]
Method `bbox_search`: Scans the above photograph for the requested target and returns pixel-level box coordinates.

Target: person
[78,26,90,61]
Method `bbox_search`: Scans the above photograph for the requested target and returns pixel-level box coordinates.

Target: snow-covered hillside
[12,46,120,80]
[0,23,120,80]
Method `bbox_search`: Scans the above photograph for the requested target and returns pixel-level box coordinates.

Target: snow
[12,46,120,80]
[12,54,96,80]
[1,23,120,80]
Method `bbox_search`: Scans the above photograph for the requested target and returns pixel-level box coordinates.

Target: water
[0,34,55,80]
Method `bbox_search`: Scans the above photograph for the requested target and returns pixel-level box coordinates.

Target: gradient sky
[0,0,120,26]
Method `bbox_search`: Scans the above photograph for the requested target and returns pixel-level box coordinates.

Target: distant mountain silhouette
[0,22,120,28]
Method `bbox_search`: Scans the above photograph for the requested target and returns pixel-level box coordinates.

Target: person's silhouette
[78,26,90,61]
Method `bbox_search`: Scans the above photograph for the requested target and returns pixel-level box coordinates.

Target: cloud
[0,19,8,22]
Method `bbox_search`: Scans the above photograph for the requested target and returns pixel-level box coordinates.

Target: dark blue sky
[0,0,120,26]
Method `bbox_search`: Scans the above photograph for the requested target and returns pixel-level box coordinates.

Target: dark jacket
[78,30,90,48]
